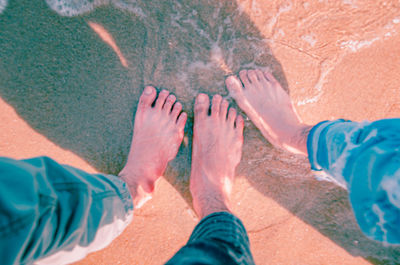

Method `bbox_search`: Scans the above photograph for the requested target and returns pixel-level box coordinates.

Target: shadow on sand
[0,0,398,263]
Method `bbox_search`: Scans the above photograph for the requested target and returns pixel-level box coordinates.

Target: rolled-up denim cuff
[188,212,250,249]
[106,174,134,214]
[307,119,347,171]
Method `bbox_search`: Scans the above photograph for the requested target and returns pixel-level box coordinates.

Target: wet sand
[0,0,400,264]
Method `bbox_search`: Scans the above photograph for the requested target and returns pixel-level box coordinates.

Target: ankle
[190,172,233,218]
[119,168,157,192]
[120,156,163,187]
[284,124,313,155]
[119,168,158,209]
[192,192,231,219]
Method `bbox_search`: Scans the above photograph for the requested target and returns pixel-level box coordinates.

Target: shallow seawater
[0,0,399,263]
[0,0,288,182]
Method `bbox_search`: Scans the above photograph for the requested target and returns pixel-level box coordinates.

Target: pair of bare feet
[118,86,243,217]
[119,69,311,218]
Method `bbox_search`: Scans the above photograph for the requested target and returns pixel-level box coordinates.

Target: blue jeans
[0,157,134,265]
[0,157,254,264]
[308,118,400,244]
[166,212,255,265]
[2,118,400,264]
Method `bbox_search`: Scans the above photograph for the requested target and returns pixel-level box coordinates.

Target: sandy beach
[1,0,400,264]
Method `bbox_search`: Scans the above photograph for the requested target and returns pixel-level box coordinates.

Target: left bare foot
[119,86,187,208]
[226,69,311,155]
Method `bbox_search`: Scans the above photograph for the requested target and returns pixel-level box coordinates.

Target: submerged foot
[190,94,244,218]
[225,69,312,155]
[119,86,187,208]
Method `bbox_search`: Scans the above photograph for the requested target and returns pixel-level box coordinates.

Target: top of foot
[190,93,244,218]
[225,69,311,155]
[119,86,187,208]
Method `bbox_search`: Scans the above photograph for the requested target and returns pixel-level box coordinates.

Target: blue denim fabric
[0,156,255,265]
[0,156,133,265]
[166,212,255,265]
[307,118,400,244]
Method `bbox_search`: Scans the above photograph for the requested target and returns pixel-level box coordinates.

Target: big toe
[194,93,210,120]
[139,86,157,107]
[225,76,244,98]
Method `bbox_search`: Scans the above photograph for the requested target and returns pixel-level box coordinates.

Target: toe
[227,108,237,126]
[255,69,266,81]
[256,69,271,89]
[177,112,187,130]
[235,115,244,133]
[171,102,183,120]
[163,94,176,113]
[155,89,170,109]
[220,99,229,120]
[211,94,222,117]
[139,86,157,108]
[225,75,244,97]
[194,93,210,120]
[239,70,251,87]
[248,70,259,83]
[264,70,278,84]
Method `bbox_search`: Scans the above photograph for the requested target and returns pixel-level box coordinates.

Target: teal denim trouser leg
[165,212,255,265]
[307,118,400,244]
[0,156,133,265]
[1,156,255,265]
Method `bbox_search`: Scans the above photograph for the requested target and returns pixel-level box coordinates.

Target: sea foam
[45,0,107,17]
[45,0,145,17]
[0,0,7,14]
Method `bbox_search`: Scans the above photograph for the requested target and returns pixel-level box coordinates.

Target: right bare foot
[225,69,312,155]
[190,94,244,218]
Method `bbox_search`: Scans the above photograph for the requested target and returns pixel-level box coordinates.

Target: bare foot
[119,86,187,208]
[190,93,244,218]
[225,69,312,155]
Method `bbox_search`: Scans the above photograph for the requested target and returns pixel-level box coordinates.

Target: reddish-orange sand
[1,0,400,264]
[0,95,369,264]
[0,97,369,265]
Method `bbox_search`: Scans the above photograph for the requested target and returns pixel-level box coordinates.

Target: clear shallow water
[0,0,399,263]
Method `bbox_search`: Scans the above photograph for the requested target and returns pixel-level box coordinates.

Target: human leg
[0,87,187,264]
[225,69,312,155]
[165,212,253,265]
[226,69,400,244]
[0,156,133,265]
[306,118,400,244]
[119,86,187,208]
[166,94,255,264]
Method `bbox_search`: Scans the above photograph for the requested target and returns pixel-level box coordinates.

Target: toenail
[144,86,153,95]
[197,94,207,103]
